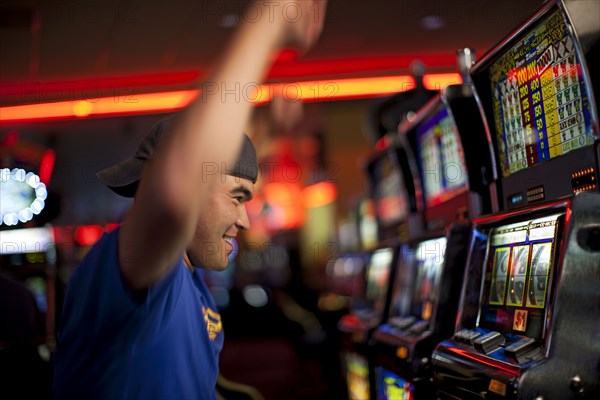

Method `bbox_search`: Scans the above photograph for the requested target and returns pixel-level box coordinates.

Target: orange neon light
[303,182,337,208]
[423,73,462,90]
[262,182,304,229]
[0,74,462,123]
[255,75,416,103]
[0,90,198,122]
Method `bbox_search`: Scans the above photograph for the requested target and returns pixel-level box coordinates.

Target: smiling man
[94,114,257,273]
[53,1,326,398]
[53,115,258,400]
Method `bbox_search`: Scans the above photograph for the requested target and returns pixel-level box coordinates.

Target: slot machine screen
[326,253,367,298]
[387,246,413,319]
[365,247,394,316]
[375,367,414,400]
[409,237,447,321]
[0,227,55,255]
[371,153,409,226]
[346,353,370,400]
[488,8,595,177]
[358,199,379,250]
[478,214,562,339]
[416,104,468,207]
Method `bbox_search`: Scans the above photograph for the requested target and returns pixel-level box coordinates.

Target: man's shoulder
[70,228,120,282]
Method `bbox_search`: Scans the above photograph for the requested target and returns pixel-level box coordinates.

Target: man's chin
[201,257,230,271]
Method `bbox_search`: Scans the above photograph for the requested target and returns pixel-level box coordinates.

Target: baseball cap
[96,114,258,197]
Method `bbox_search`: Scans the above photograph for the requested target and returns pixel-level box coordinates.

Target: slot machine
[338,136,424,400]
[431,1,600,398]
[325,252,369,310]
[0,165,58,347]
[0,225,56,397]
[0,225,57,330]
[370,54,497,400]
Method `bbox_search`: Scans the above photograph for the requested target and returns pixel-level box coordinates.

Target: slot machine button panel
[504,337,539,360]
[407,320,429,335]
[389,316,416,330]
[455,329,482,344]
[473,331,505,354]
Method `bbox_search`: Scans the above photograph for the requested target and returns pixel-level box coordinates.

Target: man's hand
[119,0,328,290]
[272,0,328,52]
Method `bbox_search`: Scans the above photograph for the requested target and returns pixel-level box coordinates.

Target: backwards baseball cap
[97,114,258,197]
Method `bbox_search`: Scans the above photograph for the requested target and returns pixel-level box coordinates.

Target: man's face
[186,174,254,270]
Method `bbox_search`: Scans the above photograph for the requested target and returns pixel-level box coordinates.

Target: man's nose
[236,204,250,230]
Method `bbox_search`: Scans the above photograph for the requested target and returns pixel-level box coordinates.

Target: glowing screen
[366,247,394,315]
[376,367,414,400]
[410,237,447,321]
[489,9,594,177]
[346,353,370,400]
[417,105,468,206]
[480,214,561,339]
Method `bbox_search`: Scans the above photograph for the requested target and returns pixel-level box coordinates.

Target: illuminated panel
[410,237,447,321]
[0,168,48,226]
[489,9,595,177]
[372,153,409,227]
[365,247,394,316]
[303,182,337,208]
[0,226,55,255]
[0,74,460,123]
[417,105,468,207]
[375,367,414,400]
[479,214,562,339]
[327,254,366,297]
[346,353,370,400]
[358,199,378,251]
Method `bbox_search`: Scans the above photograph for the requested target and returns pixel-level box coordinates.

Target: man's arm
[118,1,327,290]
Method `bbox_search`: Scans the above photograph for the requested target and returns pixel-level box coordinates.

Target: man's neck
[183,253,194,273]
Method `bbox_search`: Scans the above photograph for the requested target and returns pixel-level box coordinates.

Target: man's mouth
[223,236,238,261]
[223,236,236,251]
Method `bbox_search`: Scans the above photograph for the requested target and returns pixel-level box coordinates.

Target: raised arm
[118,0,327,290]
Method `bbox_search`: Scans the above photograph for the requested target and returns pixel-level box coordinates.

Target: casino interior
[1,0,599,399]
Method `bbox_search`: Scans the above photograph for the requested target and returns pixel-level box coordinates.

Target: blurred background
[1,1,546,399]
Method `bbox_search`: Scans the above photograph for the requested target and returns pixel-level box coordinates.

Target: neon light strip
[0,73,461,123]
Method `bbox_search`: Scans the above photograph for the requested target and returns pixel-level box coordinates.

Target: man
[53,1,326,398]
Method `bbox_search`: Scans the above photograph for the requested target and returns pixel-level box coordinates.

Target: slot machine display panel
[402,85,496,231]
[451,211,564,364]
[478,214,561,342]
[385,237,447,334]
[371,151,410,229]
[338,243,399,340]
[358,198,379,252]
[326,253,368,300]
[324,252,369,315]
[365,139,423,242]
[0,226,57,347]
[469,0,599,210]
[416,105,468,210]
[345,352,370,400]
[375,367,414,400]
[348,246,397,330]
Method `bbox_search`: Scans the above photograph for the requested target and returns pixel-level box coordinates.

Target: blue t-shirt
[53,228,224,400]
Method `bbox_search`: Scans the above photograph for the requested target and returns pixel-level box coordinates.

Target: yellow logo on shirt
[202,306,222,341]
